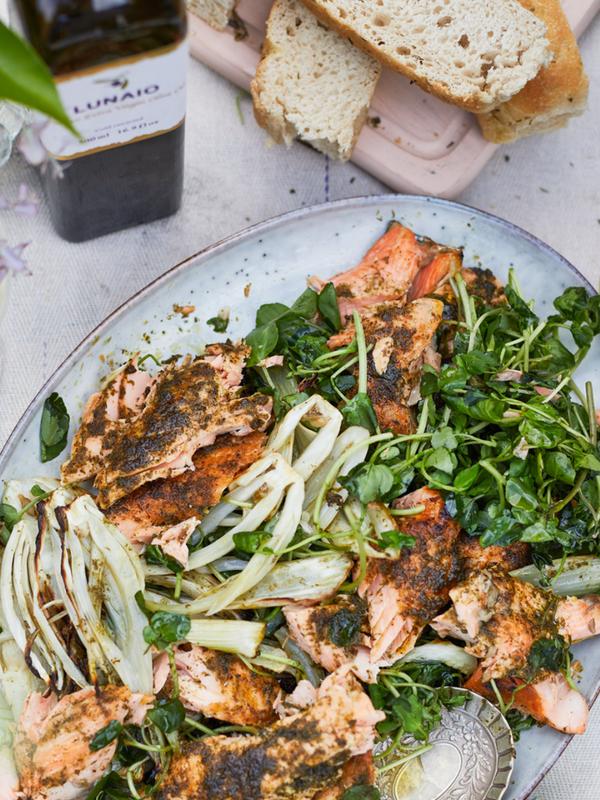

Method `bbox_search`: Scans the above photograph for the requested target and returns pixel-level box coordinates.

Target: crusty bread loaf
[477,0,588,143]
[186,0,237,31]
[251,0,381,162]
[297,0,552,113]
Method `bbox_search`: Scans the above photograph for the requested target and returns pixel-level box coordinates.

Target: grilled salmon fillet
[14,685,152,800]
[310,223,462,323]
[313,752,376,800]
[61,354,153,484]
[93,344,272,508]
[359,487,462,660]
[329,298,443,435]
[455,532,531,575]
[154,645,279,727]
[105,432,266,545]
[155,666,384,800]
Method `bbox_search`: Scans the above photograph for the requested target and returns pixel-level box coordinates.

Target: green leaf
[341,392,378,434]
[233,529,273,553]
[519,418,565,448]
[340,787,380,800]
[379,530,416,552]
[206,316,228,333]
[89,720,123,751]
[420,367,439,397]
[505,478,538,511]
[246,321,279,367]
[290,287,319,320]
[147,698,186,734]
[115,725,146,767]
[553,287,589,321]
[575,453,600,472]
[256,302,289,327]
[454,464,480,492]
[545,452,576,485]
[134,590,153,621]
[31,484,46,497]
[506,285,538,327]
[431,427,458,451]
[327,608,364,647]
[529,635,567,673]
[457,350,500,375]
[0,503,20,534]
[544,338,575,375]
[40,392,70,463]
[339,462,394,505]
[521,520,558,543]
[143,610,191,650]
[0,21,78,136]
[424,447,456,476]
[145,544,184,574]
[317,282,342,332]
[85,772,131,800]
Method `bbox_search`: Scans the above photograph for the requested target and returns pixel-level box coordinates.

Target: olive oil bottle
[12,0,187,242]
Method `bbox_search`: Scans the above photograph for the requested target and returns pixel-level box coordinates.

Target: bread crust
[477,0,588,143]
[297,0,550,113]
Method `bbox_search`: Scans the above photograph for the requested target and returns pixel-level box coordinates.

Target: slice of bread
[251,0,381,162]
[297,0,552,112]
[477,0,588,143]
[186,0,237,31]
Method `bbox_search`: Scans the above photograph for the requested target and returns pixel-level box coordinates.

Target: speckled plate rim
[0,194,597,800]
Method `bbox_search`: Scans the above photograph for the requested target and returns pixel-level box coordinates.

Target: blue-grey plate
[1,195,598,800]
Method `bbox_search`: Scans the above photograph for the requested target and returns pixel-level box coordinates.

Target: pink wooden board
[188,0,599,198]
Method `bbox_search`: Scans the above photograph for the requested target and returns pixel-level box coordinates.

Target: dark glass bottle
[12,0,187,242]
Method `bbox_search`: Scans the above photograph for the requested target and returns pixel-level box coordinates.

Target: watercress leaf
[454,464,480,492]
[379,530,416,552]
[283,392,311,408]
[290,287,319,320]
[233,530,273,553]
[380,469,415,504]
[506,285,539,327]
[529,635,567,673]
[115,725,146,767]
[339,462,394,505]
[40,392,70,463]
[31,484,46,497]
[459,350,500,375]
[341,392,378,435]
[479,510,519,547]
[327,607,364,647]
[506,478,538,511]
[145,544,184,574]
[85,772,131,800]
[340,787,381,800]
[256,302,289,327]
[206,316,228,333]
[246,321,279,367]
[575,453,600,472]
[420,365,439,396]
[521,520,558,543]
[0,503,20,533]
[571,323,594,349]
[89,720,123,751]
[424,447,456,476]
[147,610,191,648]
[545,452,576,485]
[431,427,458,451]
[147,698,186,734]
[445,494,478,532]
[553,287,589,321]
[544,338,575,375]
[519,418,565,448]
[134,590,153,621]
[439,363,468,393]
[317,282,342,332]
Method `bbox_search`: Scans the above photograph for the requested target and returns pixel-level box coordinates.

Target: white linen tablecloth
[0,8,599,798]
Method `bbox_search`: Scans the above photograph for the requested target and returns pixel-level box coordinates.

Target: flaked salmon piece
[313,752,377,800]
[454,532,531,577]
[358,487,462,661]
[151,517,198,567]
[105,431,266,546]
[465,665,588,735]
[310,223,435,321]
[330,298,443,435]
[407,250,463,303]
[284,595,388,683]
[155,666,384,800]
[61,353,153,484]
[431,568,562,683]
[274,680,319,717]
[556,595,600,642]
[93,343,273,508]
[14,685,153,800]
[154,645,279,727]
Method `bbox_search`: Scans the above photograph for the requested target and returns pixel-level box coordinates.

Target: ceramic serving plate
[1,195,599,800]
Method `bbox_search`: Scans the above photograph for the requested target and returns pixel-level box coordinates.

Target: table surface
[1,6,599,798]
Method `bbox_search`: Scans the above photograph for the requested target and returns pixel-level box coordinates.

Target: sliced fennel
[185,619,265,657]
[511,556,600,597]
[396,641,478,676]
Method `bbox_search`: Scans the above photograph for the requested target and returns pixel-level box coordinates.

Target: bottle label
[38,40,187,160]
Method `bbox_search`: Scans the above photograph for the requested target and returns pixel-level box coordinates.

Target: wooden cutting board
[188,0,599,198]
